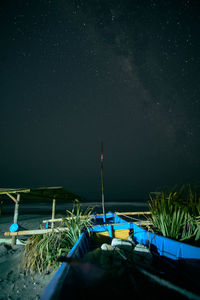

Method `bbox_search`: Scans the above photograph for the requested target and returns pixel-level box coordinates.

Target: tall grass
[23,201,93,274]
[148,185,200,242]
[24,231,70,274]
[61,200,93,246]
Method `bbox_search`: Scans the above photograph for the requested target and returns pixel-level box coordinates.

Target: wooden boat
[40,213,200,300]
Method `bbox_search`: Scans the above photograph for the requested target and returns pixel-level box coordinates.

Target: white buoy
[101,243,114,251]
[111,238,134,248]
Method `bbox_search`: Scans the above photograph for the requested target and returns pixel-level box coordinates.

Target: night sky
[0,0,200,201]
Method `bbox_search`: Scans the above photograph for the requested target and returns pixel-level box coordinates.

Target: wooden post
[0,200,3,216]
[11,193,20,247]
[100,142,105,215]
[51,199,56,229]
[5,227,69,236]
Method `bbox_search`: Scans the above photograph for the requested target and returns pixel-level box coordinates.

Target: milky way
[0,0,200,200]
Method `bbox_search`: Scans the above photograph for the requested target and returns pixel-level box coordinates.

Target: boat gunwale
[40,232,88,300]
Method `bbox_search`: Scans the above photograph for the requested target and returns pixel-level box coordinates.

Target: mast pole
[101,141,105,215]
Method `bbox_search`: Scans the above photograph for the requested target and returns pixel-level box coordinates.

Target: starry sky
[0,0,200,201]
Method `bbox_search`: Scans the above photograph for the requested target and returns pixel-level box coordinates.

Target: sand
[0,214,57,300]
[0,203,99,300]
[0,244,56,300]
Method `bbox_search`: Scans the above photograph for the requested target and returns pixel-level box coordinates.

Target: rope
[118,213,141,222]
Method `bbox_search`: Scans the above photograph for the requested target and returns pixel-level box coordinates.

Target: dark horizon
[1,1,200,201]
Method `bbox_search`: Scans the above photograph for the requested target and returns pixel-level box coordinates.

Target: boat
[40,212,200,300]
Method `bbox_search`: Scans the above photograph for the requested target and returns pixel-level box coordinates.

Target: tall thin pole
[51,199,56,229]
[12,193,20,247]
[100,141,105,215]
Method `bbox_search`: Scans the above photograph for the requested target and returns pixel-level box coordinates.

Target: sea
[2,201,149,216]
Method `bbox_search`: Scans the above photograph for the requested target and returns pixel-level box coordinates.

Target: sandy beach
[0,213,57,300]
[0,201,148,300]
[0,244,56,300]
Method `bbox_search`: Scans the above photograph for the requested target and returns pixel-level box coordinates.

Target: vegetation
[23,231,69,274]
[23,201,93,274]
[61,200,93,247]
[148,185,200,242]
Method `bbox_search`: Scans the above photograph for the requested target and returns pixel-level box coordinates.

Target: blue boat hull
[92,213,200,260]
[40,213,200,300]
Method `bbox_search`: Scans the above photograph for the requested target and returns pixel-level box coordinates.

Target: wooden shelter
[0,188,30,246]
[0,186,64,246]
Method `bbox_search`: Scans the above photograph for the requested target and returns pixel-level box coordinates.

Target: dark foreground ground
[0,244,56,300]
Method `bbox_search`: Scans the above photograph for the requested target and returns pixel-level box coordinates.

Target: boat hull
[40,212,200,300]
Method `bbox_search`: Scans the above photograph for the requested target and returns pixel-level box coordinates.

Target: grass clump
[61,200,93,246]
[148,185,200,242]
[23,201,93,274]
[24,231,70,274]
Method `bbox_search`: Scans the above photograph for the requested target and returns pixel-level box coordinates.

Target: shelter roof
[0,188,30,194]
[0,187,63,195]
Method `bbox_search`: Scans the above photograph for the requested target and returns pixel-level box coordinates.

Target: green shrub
[148,185,200,242]
[24,231,71,274]
[23,201,93,274]
[61,200,93,246]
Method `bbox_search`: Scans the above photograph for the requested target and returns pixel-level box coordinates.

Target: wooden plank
[0,188,30,194]
[6,193,17,203]
[5,220,152,237]
[43,217,64,223]
[6,223,129,237]
[4,227,69,237]
[116,211,151,216]
[42,213,105,224]
[93,221,152,229]
[34,186,63,190]
[42,212,151,224]
[43,216,89,224]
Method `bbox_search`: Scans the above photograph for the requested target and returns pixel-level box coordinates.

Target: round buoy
[9,223,19,232]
